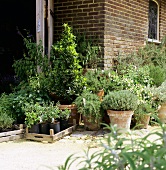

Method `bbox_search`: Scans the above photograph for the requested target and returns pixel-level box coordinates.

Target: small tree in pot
[74,90,102,130]
[101,90,138,133]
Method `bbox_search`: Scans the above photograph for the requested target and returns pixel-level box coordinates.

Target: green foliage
[149,65,166,87]
[102,90,138,111]
[75,32,101,69]
[74,90,102,121]
[40,102,61,123]
[0,93,14,129]
[50,23,86,103]
[24,103,41,128]
[59,124,166,170]
[84,69,108,93]
[135,103,155,115]
[59,108,71,120]
[154,80,166,104]
[13,35,49,82]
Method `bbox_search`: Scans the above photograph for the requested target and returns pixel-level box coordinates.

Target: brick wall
[160,0,166,39]
[54,0,166,69]
[104,0,149,68]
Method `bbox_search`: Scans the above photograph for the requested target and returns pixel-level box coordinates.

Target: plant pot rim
[59,104,77,110]
[107,110,134,115]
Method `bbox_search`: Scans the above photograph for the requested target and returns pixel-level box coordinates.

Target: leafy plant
[13,33,49,82]
[24,103,41,128]
[58,124,166,170]
[149,65,166,87]
[59,108,71,120]
[154,80,166,104]
[74,90,102,122]
[135,103,155,115]
[84,69,108,93]
[75,32,101,69]
[50,23,86,103]
[102,90,138,111]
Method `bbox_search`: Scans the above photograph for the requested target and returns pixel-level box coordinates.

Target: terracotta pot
[107,110,134,133]
[59,104,80,125]
[96,89,104,101]
[134,114,151,129]
[82,115,101,131]
[158,103,166,123]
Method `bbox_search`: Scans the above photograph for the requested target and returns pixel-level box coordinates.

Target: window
[148,0,159,41]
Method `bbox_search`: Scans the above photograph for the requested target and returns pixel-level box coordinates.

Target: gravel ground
[0,126,161,170]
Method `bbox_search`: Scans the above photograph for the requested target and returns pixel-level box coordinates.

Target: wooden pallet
[0,125,25,143]
[25,125,77,143]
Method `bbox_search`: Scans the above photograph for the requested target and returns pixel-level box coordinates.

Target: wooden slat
[36,0,45,48]
[0,134,24,143]
[26,125,77,143]
[0,129,25,138]
[48,0,54,60]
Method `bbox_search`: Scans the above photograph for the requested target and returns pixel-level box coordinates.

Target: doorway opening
[0,0,36,93]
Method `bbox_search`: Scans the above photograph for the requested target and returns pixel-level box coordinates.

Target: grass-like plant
[58,123,166,170]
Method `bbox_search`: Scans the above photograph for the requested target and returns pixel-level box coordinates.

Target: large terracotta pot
[158,103,166,123]
[107,110,134,133]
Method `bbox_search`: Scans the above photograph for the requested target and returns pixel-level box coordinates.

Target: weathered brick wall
[54,0,166,69]
[104,0,149,68]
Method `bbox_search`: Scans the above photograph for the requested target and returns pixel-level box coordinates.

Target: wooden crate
[0,125,25,143]
[25,125,77,143]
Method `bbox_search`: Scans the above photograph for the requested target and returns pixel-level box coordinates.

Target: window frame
[148,0,160,43]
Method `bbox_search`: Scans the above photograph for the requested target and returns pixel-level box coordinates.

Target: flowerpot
[60,119,69,131]
[134,114,151,129]
[28,124,40,133]
[40,123,50,134]
[82,115,101,131]
[158,103,166,123]
[97,89,104,101]
[107,110,134,133]
[59,104,80,125]
[49,121,60,134]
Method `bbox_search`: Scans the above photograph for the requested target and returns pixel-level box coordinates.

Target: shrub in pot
[154,80,166,123]
[84,69,108,100]
[101,90,138,132]
[74,90,102,130]
[134,103,155,129]
[49,23,86,104]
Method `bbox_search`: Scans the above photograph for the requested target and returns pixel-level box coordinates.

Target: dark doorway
[0,0,36,93]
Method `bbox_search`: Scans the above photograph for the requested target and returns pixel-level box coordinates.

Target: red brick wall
[54,0,166,68]
[104,0,149,68]
[54,1,104,40]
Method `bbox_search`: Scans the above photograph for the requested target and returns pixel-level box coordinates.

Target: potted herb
[59,108,71,131]
[134,103,155,129]
[24,103,41,133]
[154,80,166,123]
[74,90,102,130]
[84,69,107,101]
[102,90,138,132]
[47,103,61,134]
